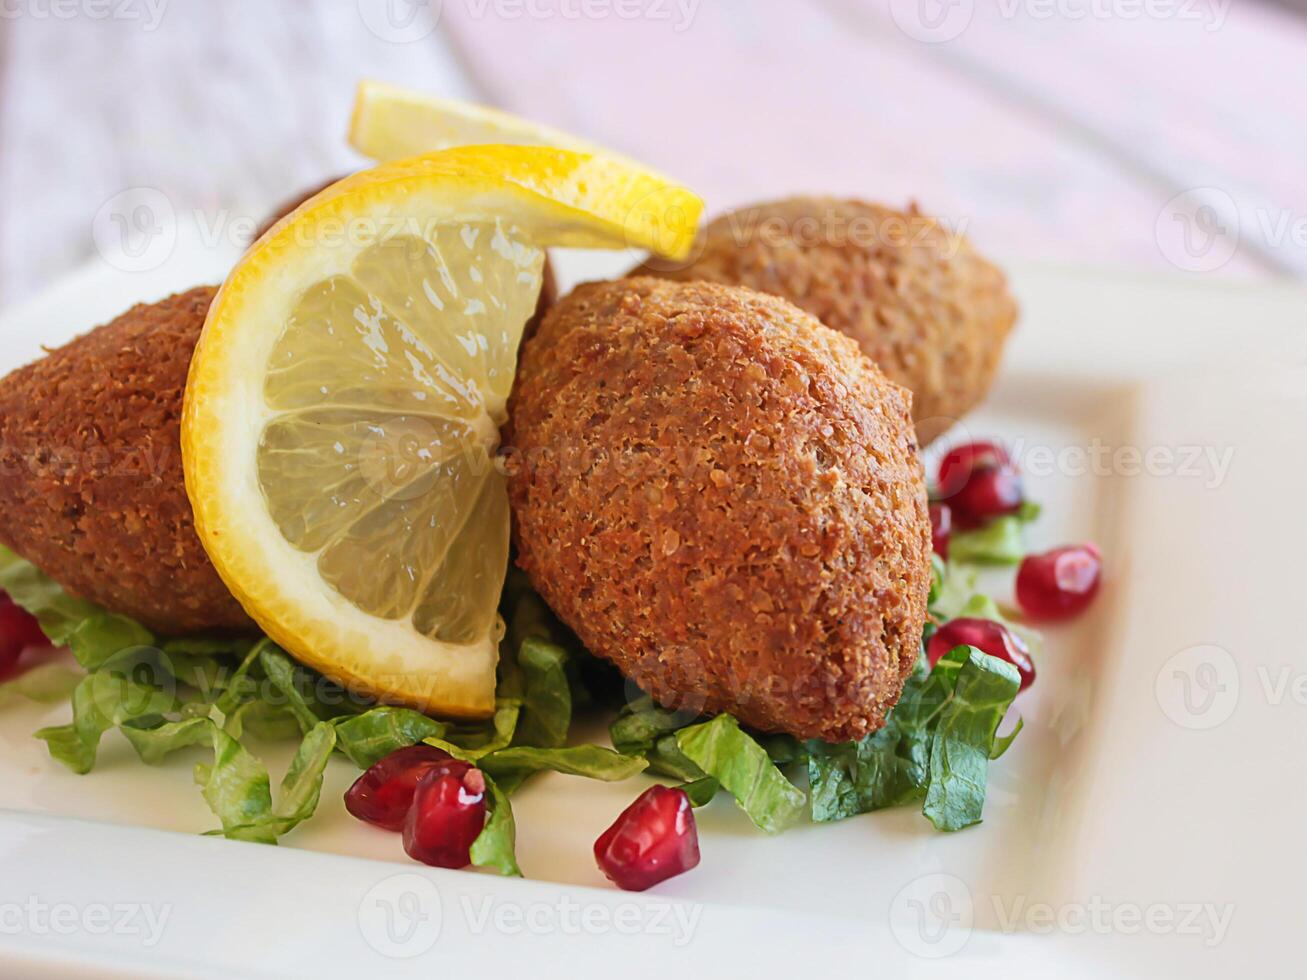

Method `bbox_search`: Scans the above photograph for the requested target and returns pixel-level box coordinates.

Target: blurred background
[1,0,1305,307]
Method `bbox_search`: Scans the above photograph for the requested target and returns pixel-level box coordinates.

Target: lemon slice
[183,145,702,718]
[350,80,645,168]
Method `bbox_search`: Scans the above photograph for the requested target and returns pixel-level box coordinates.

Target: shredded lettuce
[675,714,806,834]
[333,707,449,769]
[945,498,1041,566]
[479,745,647,785]
[470,772,521,876]
[679,777,720,808]
[949,515,1026,564]
[0,661,82,706]
[807,646,1021,831]
[1,477,1034,862]
[514,638,572,749]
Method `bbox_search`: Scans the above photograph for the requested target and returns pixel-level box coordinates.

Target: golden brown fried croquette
[0,287,255,635]
[505,277,932,742]
[256,177,559,331]
[632,197,1018,445]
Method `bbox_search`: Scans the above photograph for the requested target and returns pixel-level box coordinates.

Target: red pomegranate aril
[928,617,1035,692]
[595,785,700,892]
[1017,543,1102,620]
[0,593,48,676]
[936,441,1024,527]
[936,441,1010,496]
[929,502,952,560]
[344,744,455,831]
[402,765,487,869]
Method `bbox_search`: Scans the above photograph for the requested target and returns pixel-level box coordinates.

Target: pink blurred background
[1,0,1304,306]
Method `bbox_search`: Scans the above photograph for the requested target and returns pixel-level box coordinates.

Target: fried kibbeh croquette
[0,287,255,635]
[505,277,932,742]
[633,197,1018,445]
[256,177,559,330]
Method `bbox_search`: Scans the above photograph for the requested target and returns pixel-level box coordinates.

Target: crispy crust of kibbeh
[505,277,931,742]
[0,287,255,634]
[632,197,1018,445]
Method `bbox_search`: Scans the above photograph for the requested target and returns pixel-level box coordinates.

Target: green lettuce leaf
[126,713,338,842]
[0,546,98,633]
[920,647,1021,831]
[610,696,695,753]
[679,777,720,807]
[675,714,806,834]
[610,697,708,781]
[470,772,521,876]
[807,646,1021,831]
[479,745,647,785]
[949,515,1025,565]
[426,699,522,761]
[0,662,82,706]
[333,706,449,769]
[37,664,180,773]
[514,638,571,749]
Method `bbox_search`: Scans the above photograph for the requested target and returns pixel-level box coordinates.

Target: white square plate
[1,231,1303,978]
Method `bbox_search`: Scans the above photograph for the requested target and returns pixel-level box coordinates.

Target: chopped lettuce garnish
[514,638,572,749]
[675,714,806,835]
[1,472,1036,861]
[334,707,449,769]
[807,646,1021,831]
[470,772,521,876]
[426,699,522,761]
[944,496,1041,566]
[610,696,710,782]
[479,745,647,785]
[679,776,720,808]
[0,661,81,706]
[949,514,1026,564]
[920,647,1022,830]
[37,655,181,773]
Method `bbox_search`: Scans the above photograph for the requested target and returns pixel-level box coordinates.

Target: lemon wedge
[183,145,702,718]
[350,80,644,168]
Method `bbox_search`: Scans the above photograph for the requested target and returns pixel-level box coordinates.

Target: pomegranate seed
[402,765,487,869]
[928,617,1035,691]
[595,785,700,892]
[1017,543,1102,620]
[929,502,952,560]
[0,593,48,677]
[344,744,454,831]
[936,441,1023,527]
